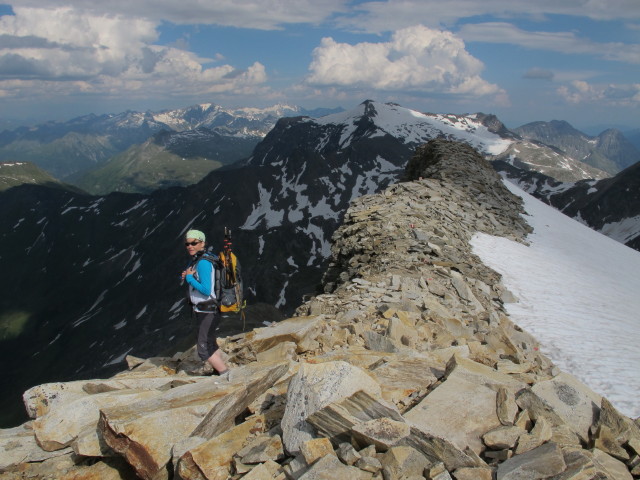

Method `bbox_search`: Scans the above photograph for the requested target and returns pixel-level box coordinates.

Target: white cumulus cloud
[459,22,640,65]
[557,80,640,106]
[0,6,268,99]
[306,25,504,98]
[6,0,348,30]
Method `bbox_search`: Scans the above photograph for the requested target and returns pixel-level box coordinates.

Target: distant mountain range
[2,102,639,197]
[0,161,84,193]
[513,120,639,175]
[497,158,640,252]
[1,100,639,428]
[0,104,343,192]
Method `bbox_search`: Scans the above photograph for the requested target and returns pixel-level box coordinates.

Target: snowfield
[471,179,640,419]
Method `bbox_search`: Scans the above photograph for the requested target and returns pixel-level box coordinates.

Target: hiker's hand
[185,267,196,276]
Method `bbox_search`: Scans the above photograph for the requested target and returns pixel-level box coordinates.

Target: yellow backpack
[218,228,245,315]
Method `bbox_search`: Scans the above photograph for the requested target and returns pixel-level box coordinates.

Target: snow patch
[471,180,640,418]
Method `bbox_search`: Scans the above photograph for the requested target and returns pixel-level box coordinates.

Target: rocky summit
[2,139,639,480]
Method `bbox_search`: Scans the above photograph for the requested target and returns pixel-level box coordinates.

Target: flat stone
[355,455,382,473]
[547,447,597,480]
[0,422,73,470]
[297,453,372,480]
[379,446,432,479]
[22,373,192,419]
[387,317,419,347]
[351,417,410,451]
[496,387,519,426]
[299,437,335,465]
[336,442,361,466]
[177,415,266,480]
[33,389,160,452]
[58,457,138,480]
[245,316,324,354]
[399,426,486,471]
[240,462,278,480]
[496,442,566,480]
[482,425,525,450]
[595,397,640,445]
[593,424,630,461]
[366,355,439,404]
[101,362,284,480]
[452,466,493,480]
[363,330,400,353]
[590,448,633,480]
[404,356,524,455]
[238,433,285,464]
[281,361,383,455]
[256,341,298,363]
[306,390,403,447]
[191,362,289,439]
[514,417,553,454]
[531,372,601,443]
[427,461,453,480]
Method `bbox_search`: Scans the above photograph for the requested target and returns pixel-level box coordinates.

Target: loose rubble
[2,139,639,480]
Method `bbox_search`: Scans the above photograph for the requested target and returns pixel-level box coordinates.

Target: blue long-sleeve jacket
[186,257,213,296]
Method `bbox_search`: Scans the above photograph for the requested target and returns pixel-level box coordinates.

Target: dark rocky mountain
[497,160,640,252]
[0,162,85,193]
[514,120,640,175]
[0,103,318,183]
[72,128,258,194]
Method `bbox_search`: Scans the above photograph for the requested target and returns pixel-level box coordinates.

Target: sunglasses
[184,241,202,246]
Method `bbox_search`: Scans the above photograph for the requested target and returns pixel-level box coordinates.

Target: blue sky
[0,1,638,131]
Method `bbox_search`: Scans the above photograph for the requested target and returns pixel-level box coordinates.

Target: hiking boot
[191,362,215,376]
[214,369,231,383]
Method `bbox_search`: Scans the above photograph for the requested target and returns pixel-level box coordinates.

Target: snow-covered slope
[314,102,512,155]
[471,180,640,418]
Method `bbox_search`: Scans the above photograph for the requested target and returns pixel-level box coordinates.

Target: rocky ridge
[2,139,639,480]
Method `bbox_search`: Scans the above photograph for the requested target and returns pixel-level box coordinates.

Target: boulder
[482,425,525,450]
[379,445,432,479]
[590,448,633,480]
[281,361,383,455]
[496,387,519,426]
[452,466,494,480]
[496,442,566,480]
[0,422,72,470]
[100,362,286,480]
[33,389,160,452]
[365,354,439,404]
[530,372,601,443]
[256,341,298,363]
[177,415,266,480]
[306,390,403,446]
[299,437,335,465]
[404,356,525,455]
[399,426,486,471]
[237,433,285,464]
[191,361,290,438]
[297,453,372,480]
[244,316,324,354]
[514,417,553,454]
[351,417,411,451]
[336,442,361,465]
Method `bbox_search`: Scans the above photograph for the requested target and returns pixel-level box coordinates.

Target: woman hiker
[181,229,230,379]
